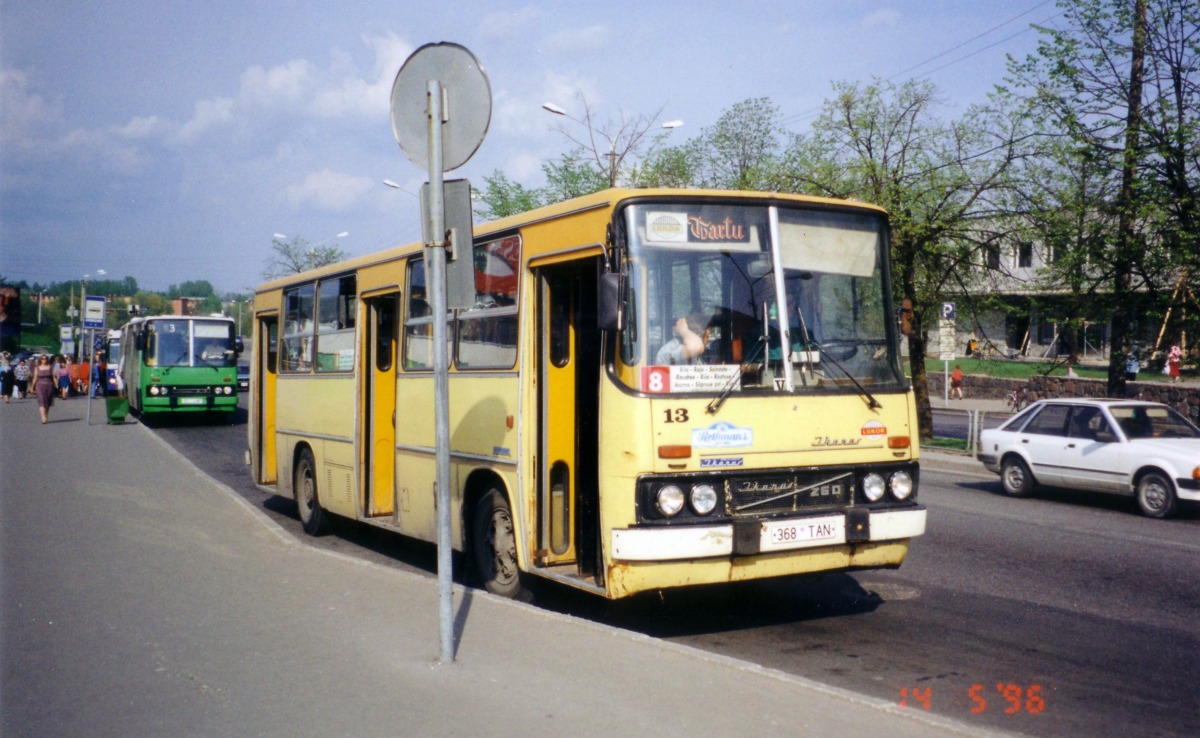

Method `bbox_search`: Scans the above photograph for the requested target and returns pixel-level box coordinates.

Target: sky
[0,0,1063,296]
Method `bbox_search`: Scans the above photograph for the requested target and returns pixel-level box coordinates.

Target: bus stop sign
[83,295,106,329]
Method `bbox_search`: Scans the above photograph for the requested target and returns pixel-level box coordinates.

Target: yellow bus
[248,188,926,599]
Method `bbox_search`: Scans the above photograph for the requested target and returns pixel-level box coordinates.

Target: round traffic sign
[390,42,491,172]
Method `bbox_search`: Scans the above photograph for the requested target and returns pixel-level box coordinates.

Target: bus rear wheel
[471,489,524,598]
[294,447,330,535]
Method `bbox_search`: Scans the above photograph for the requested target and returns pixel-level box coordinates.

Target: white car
[978,399,1200,518]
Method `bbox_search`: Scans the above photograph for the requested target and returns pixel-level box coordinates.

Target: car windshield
[147,319,236,368]
[1110,405,1200,440]
[617,202,905,396]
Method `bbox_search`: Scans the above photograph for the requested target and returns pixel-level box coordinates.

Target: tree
[781,80,1033,437]
[691,98,784,191]
[473,171,543,221]
[543,94,666,188]
[1006,0,1199,393]
[262,235,348,280]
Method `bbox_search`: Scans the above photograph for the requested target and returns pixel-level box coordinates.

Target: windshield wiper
[812,339,881,410]
[706,334,767,415]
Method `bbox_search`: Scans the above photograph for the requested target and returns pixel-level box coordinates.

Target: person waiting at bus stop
[91,350,106,397]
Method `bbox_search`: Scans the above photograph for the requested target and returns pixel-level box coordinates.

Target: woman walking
[0,355,13,403]
[56,356,71,399]
[12,358,30,399]
[31,355,56,423]
[1167,344,1182,383]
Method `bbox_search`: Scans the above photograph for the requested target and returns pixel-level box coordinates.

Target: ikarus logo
[692,422,753,449]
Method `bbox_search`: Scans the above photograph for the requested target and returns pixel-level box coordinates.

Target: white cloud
[0,67,62,148]
[284,169,375,211]
[862,8,901,27]
[546,25,612,53]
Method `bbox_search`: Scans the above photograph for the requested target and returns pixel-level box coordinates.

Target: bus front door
[537,261,600,577]
[364,294,398,517]
[256,315,278,485]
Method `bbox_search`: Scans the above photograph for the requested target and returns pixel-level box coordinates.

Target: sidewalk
[1,396,1008,738]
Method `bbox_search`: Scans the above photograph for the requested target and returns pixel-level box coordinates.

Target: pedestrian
[13,358,30,400]
[91,350,106,397]
[56,355,72,399]
[0,355,12,403]
[1167,344,1182,383]
[30,354,56,424]
[1066,362,1078,378]
[950,364,964,399]
[1125,351,1140,382]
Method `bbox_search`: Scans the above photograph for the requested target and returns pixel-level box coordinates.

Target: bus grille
[727,472,853,517]
[171,386,212,395]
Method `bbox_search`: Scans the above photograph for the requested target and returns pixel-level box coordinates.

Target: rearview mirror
[599,272,621,332]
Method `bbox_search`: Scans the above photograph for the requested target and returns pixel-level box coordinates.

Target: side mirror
[599,272,621,332]
[1094,430,1117,444]
[135,332,146,351]
[235,336,245,355]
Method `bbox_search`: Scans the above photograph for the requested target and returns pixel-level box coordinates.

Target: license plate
[179,397,205,406]
[760,515,844,552]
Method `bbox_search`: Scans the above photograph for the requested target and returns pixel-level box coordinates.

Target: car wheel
[1136,471,1177,519]
[471,488,525,598]
[294,447,331,535]
[1000,456,1035,497]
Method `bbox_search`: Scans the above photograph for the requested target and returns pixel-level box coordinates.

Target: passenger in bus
[656,313,710,365]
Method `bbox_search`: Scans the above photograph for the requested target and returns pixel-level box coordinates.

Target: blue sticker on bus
[701,457,744,468]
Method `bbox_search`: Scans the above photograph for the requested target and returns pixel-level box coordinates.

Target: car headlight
[656,485,685,517]
[690,484,718,515]
[863,473,886,502]
[890,471,914,500]
[149,385,160,396]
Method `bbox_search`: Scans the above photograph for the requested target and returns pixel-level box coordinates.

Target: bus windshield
[619,202,905,395]
[147,319,237,368]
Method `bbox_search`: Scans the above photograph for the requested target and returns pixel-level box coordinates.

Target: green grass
[922,357,1111,381]
[923,437,969,451]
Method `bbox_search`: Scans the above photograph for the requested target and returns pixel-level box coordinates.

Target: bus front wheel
[471,489,524,598]
[294,447,330,535]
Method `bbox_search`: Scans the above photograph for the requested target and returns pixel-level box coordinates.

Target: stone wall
[926,373,1200,422]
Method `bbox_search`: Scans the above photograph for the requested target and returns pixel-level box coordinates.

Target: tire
[1136,471,1177,519]
[1000,456,1035,497]
[471,489,524,598]
[294,447,331,535]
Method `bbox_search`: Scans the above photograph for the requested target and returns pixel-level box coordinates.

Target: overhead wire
[777,0,1064,129]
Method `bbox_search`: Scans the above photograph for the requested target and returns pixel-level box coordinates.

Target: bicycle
[1006,383,1029,413]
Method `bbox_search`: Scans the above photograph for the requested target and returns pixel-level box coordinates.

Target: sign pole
[425,79,455,665]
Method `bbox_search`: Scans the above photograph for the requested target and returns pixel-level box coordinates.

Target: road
[150,396,1200,738]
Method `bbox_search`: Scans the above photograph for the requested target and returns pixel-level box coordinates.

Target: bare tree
[263,235,348,280]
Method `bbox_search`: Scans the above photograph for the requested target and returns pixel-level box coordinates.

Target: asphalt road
[150,396,1200,738]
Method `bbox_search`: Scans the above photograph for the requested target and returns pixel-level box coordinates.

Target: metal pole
[426,79,455,664]
[85,328,94,425]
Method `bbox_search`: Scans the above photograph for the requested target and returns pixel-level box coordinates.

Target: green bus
[121,315,242,418]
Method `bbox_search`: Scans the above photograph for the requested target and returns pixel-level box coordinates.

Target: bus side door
[363,293,399,517]
[536,259,600,575]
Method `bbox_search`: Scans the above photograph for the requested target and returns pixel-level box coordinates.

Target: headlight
[656,485,685,516]
[149,385,160,396]
[890,471,914,500]
[863,473,886,502]
[690,484,718,515]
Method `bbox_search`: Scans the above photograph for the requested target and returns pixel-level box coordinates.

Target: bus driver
[656,313,709,365]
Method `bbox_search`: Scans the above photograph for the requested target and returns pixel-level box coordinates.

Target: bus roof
[254,187,889,294]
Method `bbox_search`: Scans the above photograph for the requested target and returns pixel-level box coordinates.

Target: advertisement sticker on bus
[692,421,753,448]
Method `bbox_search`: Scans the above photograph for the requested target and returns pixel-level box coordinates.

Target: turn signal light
[888,436,911,449]
[658,445,692,459]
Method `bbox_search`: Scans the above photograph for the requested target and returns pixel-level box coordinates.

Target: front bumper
[610,505,925,562]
